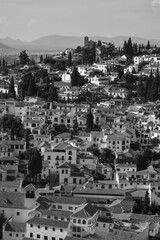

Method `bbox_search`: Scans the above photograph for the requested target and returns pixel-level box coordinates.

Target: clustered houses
[2,41,160,240]
[1,96,160,239]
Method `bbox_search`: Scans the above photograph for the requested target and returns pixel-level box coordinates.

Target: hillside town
[1,36,160,240]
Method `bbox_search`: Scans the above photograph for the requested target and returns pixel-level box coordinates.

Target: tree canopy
[19,50,29,65]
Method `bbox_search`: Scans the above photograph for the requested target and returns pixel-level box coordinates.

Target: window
[44,236,48,240]
[9,233,12,236]
[60,229,63,232]
[103,224,106,228]
[58,205,62,209]
[38,225,40,229]
[73,219,76,223]
[17,212,20,216]
[16,234,19,237]
[45,226,48,230]
[82,220,86,224]
[73,178,76,184]
[30,224,33,227]
[52,228,55,231]
[37,234,40,239]
[69,206,73,210]
[68,151,72,155]
[78,219,81,224]
[30,233,33,238]
[52,238,55,240]
[59,238,63,240]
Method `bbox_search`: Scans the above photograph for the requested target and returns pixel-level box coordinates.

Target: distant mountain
[31,35,84,50]
[1,35,160,52]
[30,35,160,50]
[0,41,11,49]
[91,36,160,47]
[0,37,24,47]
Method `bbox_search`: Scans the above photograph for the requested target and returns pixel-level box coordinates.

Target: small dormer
[24,184,36,199]
[4,199,8,204]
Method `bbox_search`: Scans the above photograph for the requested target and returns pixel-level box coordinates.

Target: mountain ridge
[0,35,160,51]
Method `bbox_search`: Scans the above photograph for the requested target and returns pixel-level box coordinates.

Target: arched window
[82,220,86,224]
[68,156,72,160]
[68,151,72,155]
[78,219,81,224]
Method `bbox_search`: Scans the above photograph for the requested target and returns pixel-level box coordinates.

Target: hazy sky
[0,0,160,41]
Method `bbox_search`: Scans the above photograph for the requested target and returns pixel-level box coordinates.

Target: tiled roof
[73,187,126,196]
[59,162,71,169]
[27,217,69,228]
[45,195,86,205]
[108,200,135,214]
[91,131,104,138]
[54,143,70,150]
[97,217,114,223]
[54,132,71,139]
[107,133,128,141]
[0,179,22,188]
[65,234,102,240]
[107,229,137,240]
[24,184,37,192]
[0,156,19,162]
[36,196,53,210]
[71,203,98,219]
[79,132,91,137]
[5,222,26,232]
[3,140,25,145]
[0,192,26,209]
[41,209,72,218]
[70,172,85,177]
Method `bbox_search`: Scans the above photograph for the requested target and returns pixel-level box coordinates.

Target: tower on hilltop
[84,36,89,47]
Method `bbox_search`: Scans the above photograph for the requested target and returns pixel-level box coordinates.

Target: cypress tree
[28,148,42,177]
[25,129,30,150]
[143,190,150,214]
[150,77,158,102]
[145,76,149,100]
[137,76,145,98]
[147,69,154,100]
[86,106,94,132]
[97,40,102,47]
[73,117,78,134]
[127,38,133,60]
[67,52,72,67]
[146,41,150,50]
[40,55,43,63]
[149,68,160,101]
[48,80,58,102]
[123,41,128,55]
[28,76,36,96]
[8,76,16,98]
[71,67,79,86]
[10,127,14,141]
[2,58,5,67]
[156,68,160,97]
